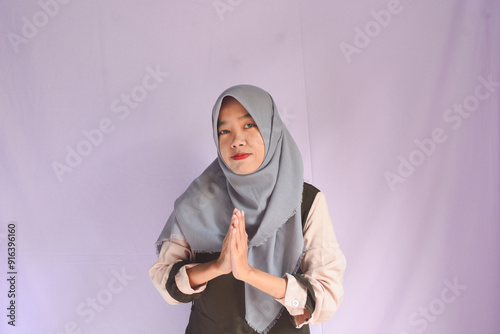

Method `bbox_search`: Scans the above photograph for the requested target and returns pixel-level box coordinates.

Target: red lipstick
[232,153,250,160]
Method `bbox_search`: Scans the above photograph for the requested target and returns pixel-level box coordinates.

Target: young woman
[150,85,346,333]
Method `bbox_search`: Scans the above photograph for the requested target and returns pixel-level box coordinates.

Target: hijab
[155,84,304,333]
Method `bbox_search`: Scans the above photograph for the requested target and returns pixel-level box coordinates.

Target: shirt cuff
[175,263,208,295]
[275,273,308,316]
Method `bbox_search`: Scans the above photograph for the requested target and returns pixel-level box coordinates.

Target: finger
[231,216,238,236]
[226,218,233,237]
[229,222,235,244]
[241,210,246,234]
[233,211,240,240]
[236,210,245,239]
[224,217,234,243]
[233,216,243,252]
[230,224,238,254]
[234,220,241,250]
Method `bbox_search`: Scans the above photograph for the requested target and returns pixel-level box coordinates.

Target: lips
[231,153,251,160]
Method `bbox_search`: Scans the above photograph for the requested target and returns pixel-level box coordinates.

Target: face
[217,97,265,175]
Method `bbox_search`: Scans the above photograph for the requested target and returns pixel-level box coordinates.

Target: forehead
[217,97,253,124]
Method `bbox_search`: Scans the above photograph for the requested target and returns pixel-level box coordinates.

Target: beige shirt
[149,192,346,328]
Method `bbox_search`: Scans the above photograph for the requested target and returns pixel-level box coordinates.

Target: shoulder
[301,182,321,226]
[302,182,320,198]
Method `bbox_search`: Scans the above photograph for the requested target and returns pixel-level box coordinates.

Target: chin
[229,166,249,175]
[233,168,247,175]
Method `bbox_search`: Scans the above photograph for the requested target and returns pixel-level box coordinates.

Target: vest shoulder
[301,182,321,226]
[303,182,320,195]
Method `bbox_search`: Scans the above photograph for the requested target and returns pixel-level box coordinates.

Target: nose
[231,130,246,148]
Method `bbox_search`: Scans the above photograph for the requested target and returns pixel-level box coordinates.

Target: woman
[150,85,346,333]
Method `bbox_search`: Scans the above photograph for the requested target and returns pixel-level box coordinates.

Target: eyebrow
[217,113,253,127]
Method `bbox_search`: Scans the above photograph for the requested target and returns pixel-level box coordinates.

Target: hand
[215,216,233,275]
[186,218,232,287]
[230,209,253,281]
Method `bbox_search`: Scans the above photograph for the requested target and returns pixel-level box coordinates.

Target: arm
[239,266,287,299]
[151,210,234,303]
[276,192,346,327]
[185,211,233,288]
[185,260,221,289]
[149,237,207,304]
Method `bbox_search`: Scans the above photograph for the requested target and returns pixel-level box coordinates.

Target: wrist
[240,265,255,283]
[212,260,224,277]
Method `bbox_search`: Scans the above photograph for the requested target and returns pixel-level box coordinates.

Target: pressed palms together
[217,208,252,280]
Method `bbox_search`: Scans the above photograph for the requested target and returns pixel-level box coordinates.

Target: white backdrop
[1,1,499,333]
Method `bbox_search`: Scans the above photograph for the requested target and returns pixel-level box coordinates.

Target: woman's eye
[219,129,229,135]
[244,123,257,129]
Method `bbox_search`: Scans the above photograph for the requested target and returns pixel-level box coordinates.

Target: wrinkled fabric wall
[0,1,499,333]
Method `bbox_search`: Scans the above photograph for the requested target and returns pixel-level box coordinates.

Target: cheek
[218,138,230,156]
[254,135,265,159]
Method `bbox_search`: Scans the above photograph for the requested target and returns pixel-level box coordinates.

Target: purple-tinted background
[1,1,499,333]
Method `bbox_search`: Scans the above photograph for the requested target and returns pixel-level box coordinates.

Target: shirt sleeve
[149,237,207,304]
[275,192,346,328]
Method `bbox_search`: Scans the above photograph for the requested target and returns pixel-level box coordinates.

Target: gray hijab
[156,84,304,333]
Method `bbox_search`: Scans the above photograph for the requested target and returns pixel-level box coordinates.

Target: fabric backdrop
[0,1,499,333]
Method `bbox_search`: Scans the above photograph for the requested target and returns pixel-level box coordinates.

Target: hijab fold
[156,84,304,333]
